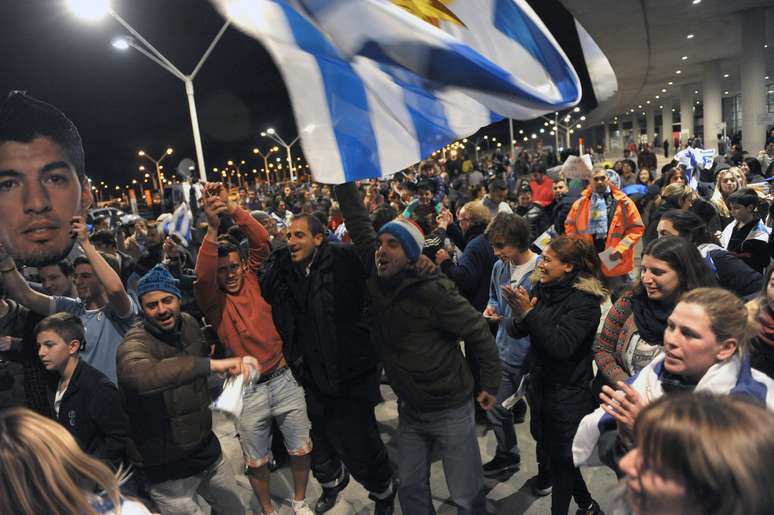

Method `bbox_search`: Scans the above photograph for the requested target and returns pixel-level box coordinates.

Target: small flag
[161,204,193,244]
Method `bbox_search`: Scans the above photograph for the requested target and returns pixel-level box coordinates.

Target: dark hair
[662,167,685,184]
[530,162,547,175]
[762,263,774,298]
[548,236,602,279]
[371,205,397,232]
[660,209,717,245]
[39,260,73,277]
[89,230,116,248]
[485,213,531,251]
[622,159,637,173]
[34,312,85,352]
[489,179,508,193]
[310,211,328,231]
[416,179,436,194]
[0,92,85,181]
[217,239,240,258]
[636,236,717,298]
[726,187,759,209]
[743,157,762,178]
[637,167,654,184]
[290,214,325,237]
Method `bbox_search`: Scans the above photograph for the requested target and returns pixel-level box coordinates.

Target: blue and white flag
[213,0,591,183]
[675,146,716,188]
[160,203,193,244]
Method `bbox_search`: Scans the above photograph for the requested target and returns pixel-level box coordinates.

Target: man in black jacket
[34,312,127,469]
[261,214,396,515]
[336,182,501,515]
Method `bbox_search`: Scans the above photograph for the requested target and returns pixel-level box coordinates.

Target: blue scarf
[588,189,609,239]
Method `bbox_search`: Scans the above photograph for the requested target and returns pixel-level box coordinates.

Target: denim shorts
[237,368,312,468]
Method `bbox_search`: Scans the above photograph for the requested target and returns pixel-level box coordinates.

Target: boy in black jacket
[35,312,128,469]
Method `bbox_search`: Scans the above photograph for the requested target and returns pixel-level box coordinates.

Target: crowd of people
[1,92,774,515]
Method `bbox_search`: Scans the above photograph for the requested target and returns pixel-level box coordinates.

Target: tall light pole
[67,0,228,182]
[261,128,300,181]
[253,145,279,183]
[138,148,173,197]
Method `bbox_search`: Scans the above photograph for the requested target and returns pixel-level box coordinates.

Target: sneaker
[292,499,315,515]
[314,470,350,513]
[575,499,604,515]
[531,472,552,497]
[368,477,399,515]
[482,454,520,476]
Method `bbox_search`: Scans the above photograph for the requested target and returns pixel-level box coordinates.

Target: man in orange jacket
[565,168,644,295]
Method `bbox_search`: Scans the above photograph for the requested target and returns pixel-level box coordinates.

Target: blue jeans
[397,401,485,515]
[486,361,524,459]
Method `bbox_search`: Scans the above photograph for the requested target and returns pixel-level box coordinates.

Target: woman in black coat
[505,236,607,515]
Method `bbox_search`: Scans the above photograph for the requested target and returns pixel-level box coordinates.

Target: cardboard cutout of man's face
[0,137,92,266]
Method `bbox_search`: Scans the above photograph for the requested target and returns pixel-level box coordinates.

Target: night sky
[0,0,594,187]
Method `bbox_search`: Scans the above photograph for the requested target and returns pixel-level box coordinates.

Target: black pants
[305,377,393,494]
[530,382,595,515]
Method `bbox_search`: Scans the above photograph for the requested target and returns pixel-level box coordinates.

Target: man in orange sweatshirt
[195,183,313,515]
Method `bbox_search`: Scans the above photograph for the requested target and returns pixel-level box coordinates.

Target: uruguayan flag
[161,203,193,244]
[675,146,716,188]
[214,0,586,183]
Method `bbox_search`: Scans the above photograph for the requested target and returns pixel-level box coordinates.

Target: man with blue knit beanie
[336,183,501,515]
[117,264,249,515]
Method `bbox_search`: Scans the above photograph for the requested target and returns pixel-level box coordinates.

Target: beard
[12,238,76,268]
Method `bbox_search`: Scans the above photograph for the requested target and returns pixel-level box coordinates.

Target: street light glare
[111,37,129,51]
[266,128,276,135]
[166,148,173,155]
[138,150,145,156]
[67,0,110,21]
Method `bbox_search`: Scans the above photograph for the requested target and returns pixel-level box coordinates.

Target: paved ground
[211,384,619,515]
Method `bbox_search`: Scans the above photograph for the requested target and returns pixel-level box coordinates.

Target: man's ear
[68,339,80,356]
[314,233,324,248]
[81,177,94,212]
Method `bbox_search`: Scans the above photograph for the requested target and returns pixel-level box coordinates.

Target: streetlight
[138,147,173,196]
[261,128,300,181]
[253,145,280,183]
[67,0,230,181]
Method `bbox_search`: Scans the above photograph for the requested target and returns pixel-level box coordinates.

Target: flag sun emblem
[391,0,466,28]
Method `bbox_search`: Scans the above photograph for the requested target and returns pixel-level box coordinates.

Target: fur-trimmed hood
[529,268,608,303]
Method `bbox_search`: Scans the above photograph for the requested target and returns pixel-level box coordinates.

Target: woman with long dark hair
[504,236,607,515]
[594,236,717,387]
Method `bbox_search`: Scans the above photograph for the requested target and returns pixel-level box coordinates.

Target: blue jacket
[487,256,539,366]
[439,225,496,312]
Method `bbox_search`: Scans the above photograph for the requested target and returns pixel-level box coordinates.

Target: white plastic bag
[211,369,259,419]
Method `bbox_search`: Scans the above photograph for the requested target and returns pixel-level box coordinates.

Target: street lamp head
[266,128,276,135]
[165,148,173,155]
[260,132,266,137]
[111,37,130,51]
[227,160,234,166]
[138,150,145,157]
[138,165,145,171]
[67,0,110,21]
[240,160,245,165]
[573,107,581,112]
[253,148,259,154]
[272,146,279,152]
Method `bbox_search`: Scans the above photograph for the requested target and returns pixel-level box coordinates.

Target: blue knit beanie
[137,264,181,300]
[377,217,425,262]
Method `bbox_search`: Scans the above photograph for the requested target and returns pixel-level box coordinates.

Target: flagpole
[508,118,514,158]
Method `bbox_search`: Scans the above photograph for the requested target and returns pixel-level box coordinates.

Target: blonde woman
[615,393,774,515]
[574,288,774,471]
[0,407,152,515]
[709,168,744,224]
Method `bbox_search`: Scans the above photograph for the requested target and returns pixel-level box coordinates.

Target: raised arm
[72,217,132,317]
[0,244,52,316]
[335,182,378,270]
[194,185,227,326]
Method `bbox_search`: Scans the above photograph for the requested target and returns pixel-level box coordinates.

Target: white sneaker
[291,499,314,515]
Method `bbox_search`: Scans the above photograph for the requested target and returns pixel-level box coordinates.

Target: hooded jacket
[508,271,607,387]
[116,312,214,468]
[336,183,501,411]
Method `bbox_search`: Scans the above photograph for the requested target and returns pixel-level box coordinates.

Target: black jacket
[261,241,379,398]
[49,360,128,468]
[509,272,606,387]
[336,183,501,411]
[703,246,762,300]
[438,224,496,311]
